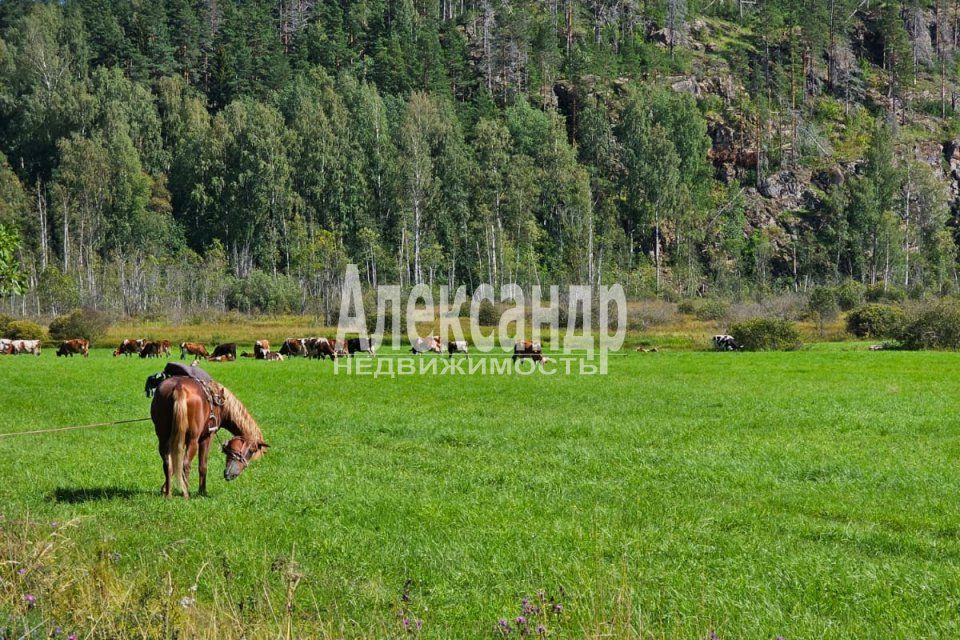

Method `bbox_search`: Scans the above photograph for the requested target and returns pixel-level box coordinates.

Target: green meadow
[2,346,960,638]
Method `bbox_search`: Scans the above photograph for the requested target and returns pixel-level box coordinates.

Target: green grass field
[2,346,960,638]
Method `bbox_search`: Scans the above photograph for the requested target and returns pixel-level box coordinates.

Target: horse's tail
[170,386,190,497]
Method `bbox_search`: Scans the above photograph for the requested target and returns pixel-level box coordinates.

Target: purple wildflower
[17,568,26,576]
[415,619,423,631]
[67,635,77,640]
[24,594,36,607]
[497,618,512,635]
[551,603,563,614]
[402,618,410,629]
[52,627,62,637]
[536,624,546,636]
[516,616,527,626]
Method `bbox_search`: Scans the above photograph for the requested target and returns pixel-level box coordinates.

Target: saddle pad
[163,362,213,383]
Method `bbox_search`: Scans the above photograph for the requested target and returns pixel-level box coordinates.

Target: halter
[222,439,255,470]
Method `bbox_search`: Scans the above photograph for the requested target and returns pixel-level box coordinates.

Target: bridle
[222,439,255,470]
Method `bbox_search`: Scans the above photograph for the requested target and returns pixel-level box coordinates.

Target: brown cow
[180,342,209,360]
[57,338,89,357]
[113,339,144,357]
[306,337,337,360]
[254,340,270,360]
[279,338,307,357]
[140,341,162,358]
[512,340,544,362]
[158,339,172,357]
[207,354,235,362]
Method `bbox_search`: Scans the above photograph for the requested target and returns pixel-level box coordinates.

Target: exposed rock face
[759,170,807,200]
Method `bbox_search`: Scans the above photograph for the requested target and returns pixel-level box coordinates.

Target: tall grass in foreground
[1,516,653,639]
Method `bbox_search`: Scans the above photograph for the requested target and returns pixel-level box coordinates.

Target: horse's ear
[259,441,270,450]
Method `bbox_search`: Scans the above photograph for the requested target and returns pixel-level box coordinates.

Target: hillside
[0,0,958,317]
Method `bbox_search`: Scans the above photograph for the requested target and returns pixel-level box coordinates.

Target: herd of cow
[0,332,738,360]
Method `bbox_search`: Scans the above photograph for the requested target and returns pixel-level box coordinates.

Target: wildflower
[536,625,546,636]
[67,635,77,640]
[551,603,563,614]
[23,594,36,607]
[179,596,195,608]
[50,522,58,529]
[516,616,527,626]
[402,618,410,629]
[17,568,26,576]
[52,627,62,637]
[497,618,512,635]
[415,619,423,631]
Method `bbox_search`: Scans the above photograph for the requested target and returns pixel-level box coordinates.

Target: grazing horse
[151,376,268,498]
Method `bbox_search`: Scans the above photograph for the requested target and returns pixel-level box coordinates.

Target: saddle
[144,363,225,432]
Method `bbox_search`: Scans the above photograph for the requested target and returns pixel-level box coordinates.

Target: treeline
[0,0,958,318]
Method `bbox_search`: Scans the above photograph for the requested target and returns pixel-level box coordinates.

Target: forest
[0,0,959,318]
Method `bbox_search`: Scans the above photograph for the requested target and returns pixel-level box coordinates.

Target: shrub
[835,280,865,311]
[897,302,960,350]
[695,299,730,321]
[676,300,697,315]
[865,283,906,303]
[4,319,45,340]
[730,318,802,351]
[48,308,110,344]
[477,300,499,326]
[808,287,839,329]
[845,304,905,339]
[0,313,12,336]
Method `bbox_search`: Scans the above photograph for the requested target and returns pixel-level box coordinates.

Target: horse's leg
[198,437,211,497]
[159,446,170,497]
[182,438,199,499]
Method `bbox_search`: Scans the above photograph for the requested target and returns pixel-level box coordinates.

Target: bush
[695,299,730,321]
[676,300,697,315]
[227,272,301,314]
[48,308,110,344]
[897,302,960,350]
[477,300,499,326]
[808,287,839,329]
[730,318,802,351]
[835,280,865,311]
[845,304,905,339]
[4,320,45,340]
[865,283,906,303]
[0,313,12,336]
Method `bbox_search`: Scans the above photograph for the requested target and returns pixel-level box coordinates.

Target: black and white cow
[712,334,740,351]
[447,340,468,358]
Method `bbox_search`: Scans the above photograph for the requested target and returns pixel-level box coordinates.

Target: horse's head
[222,436,269,481]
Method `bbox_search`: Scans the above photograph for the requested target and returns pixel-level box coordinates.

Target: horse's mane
[216,384,264,445]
